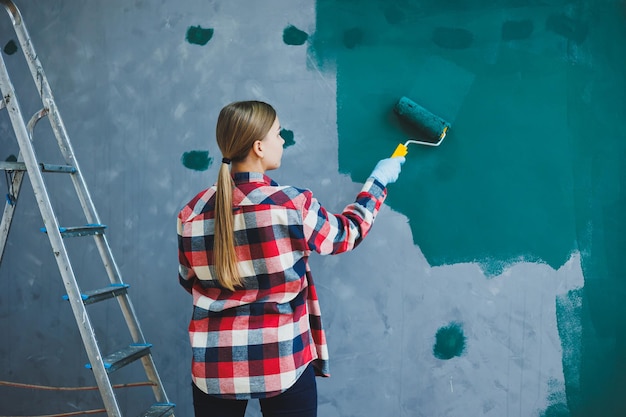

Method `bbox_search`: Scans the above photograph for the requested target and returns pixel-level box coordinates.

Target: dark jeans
[192,364,317,417]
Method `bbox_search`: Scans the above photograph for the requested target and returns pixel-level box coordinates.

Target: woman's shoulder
[179,186,217,221]
[243,183,313,209]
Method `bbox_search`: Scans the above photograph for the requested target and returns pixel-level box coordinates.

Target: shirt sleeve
[302,177,387,255]
[177,215,196,293]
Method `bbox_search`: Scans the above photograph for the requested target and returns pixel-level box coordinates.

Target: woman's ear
[251,140,264,158]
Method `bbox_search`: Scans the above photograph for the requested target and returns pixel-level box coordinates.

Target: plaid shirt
[177,172,387,399]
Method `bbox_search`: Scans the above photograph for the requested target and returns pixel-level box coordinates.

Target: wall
[0,1,624,416]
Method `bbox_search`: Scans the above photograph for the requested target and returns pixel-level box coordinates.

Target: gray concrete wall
[0,1,622,416]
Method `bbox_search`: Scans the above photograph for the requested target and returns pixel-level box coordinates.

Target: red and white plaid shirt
[177,172,387,399]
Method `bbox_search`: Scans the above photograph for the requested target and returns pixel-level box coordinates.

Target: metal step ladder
[0,1,174,416]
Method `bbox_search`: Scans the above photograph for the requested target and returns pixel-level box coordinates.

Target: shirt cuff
[363,177,387,199]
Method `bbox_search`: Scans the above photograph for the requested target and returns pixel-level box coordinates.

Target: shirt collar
[232,172,278,186]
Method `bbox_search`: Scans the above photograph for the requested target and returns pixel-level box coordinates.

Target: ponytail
[213,159,242,291]
[213,101,276,291]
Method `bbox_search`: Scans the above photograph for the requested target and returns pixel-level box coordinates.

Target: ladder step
[85,343,153,373]
[139,403,176,417]
[41,224,107,237]
[39,163,77,173]
[0,161,76,173]
[62,283,130,305]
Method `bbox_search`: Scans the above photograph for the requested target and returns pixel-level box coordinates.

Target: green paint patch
[546,378,569,404]
[186,25,214,46]
[281,129,295,148]
[3,40,17,55]
[541,402,570,417]
[433,322,466,360]
[555,289,582,413]
[283,25,309,46]
[502,19,534,41]
[546,14,588,44]
[311,1,580,275]
[432,27,474,49]
[343,27,364,49]
[181,150,212,171]
[384,5,405,25]
[541,378,570,416]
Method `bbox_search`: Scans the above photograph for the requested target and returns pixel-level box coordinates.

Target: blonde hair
[214,101,277,291]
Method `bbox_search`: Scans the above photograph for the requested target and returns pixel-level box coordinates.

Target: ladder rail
[3,5,168,388]
[0,47,123,417]
[1,0,153,347]
[1,0,173,413]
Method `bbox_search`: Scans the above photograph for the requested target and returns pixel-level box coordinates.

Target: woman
[178,100,404,417]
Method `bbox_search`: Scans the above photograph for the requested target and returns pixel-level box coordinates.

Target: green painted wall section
[312,0,626,415]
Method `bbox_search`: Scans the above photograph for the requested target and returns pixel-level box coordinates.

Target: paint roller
[391,96,451,157]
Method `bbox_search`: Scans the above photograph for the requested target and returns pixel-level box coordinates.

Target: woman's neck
[231,159,265,175]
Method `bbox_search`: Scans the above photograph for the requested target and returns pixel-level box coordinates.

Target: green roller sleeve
[393,96,450,145]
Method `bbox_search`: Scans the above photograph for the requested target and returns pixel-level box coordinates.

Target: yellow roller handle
[391,143,408,158]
